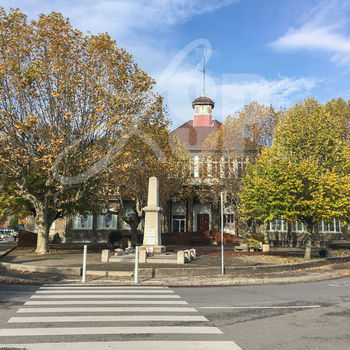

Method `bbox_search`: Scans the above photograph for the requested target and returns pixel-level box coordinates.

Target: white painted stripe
[40,286,169,290]
[0,341,242,350]
[200,305,321,309]
[9,315,207,323]
[17,307,197,313]
[25,300,188,305]
[35,290,175,294]
[43,284,168,288]
[0,326,221,336]
[30,294,180,299]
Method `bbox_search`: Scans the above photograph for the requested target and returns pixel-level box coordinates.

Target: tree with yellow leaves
[102,122,190,244]
[241,98,350,259]
[0,9,178,253]
[199,102,281,233]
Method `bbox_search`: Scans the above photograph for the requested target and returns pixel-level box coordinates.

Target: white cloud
[3,0,238,37]
[2,0,317,127]
[270,1,350,66]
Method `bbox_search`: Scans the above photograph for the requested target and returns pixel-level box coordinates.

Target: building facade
[21,94,349,244]
[170,95,237,234]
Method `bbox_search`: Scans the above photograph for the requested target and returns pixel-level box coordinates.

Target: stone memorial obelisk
[141,177,166,253]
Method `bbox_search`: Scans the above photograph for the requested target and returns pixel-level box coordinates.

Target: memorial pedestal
[141,177,166,253]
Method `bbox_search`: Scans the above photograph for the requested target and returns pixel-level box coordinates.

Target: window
[97,214,117,230]
[190,157,195,177]
[224,214,235,228]
[319,219,341,232]
[336,220,340,232]
[267,217,287,231]
[72,215,93,230]
[192,156,200,178]
[293,221,305,232]
[172,215,185,232]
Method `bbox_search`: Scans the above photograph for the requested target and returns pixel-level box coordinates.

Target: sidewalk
[0,239,17,257]
[1,261,350,286]
[1,244,350,286]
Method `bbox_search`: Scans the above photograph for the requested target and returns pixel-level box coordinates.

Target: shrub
[108,231,123,244]
[319,248,329,258]
[252,234,264,242]
[248,240,262,251]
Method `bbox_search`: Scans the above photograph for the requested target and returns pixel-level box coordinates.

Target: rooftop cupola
[192,96,214,126]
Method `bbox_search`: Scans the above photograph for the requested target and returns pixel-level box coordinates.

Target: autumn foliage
[0,9,187,253]
[240,98,350,258]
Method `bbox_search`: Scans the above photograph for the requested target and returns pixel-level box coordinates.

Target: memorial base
[140,245,166,253]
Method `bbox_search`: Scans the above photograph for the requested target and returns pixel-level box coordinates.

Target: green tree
[199,102,281,233]
[241,98,350,259]
[325,98,350,141]
[0,9,165,253]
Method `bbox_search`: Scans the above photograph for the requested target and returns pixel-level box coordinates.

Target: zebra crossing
[0,284,242,349]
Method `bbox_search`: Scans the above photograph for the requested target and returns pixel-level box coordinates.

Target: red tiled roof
[172,119,222,149]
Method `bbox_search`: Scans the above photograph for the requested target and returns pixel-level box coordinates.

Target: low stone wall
[2,252,350,278]
[161,231,208,245]
[17,230,37,248]
[161,231,241,246]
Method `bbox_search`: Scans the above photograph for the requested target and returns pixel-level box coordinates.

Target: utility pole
[202,44,206,97]
[221,192,225,275]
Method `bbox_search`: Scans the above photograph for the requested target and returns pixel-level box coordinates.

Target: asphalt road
[0,278,349,349]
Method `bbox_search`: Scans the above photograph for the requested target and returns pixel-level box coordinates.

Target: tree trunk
[35,206,49,255]
[130,222,140,245]
[234,217,239,236]
[304,223,313,259]
[287,222,292,247]
[211,202,220,232]
[187,197,194,232]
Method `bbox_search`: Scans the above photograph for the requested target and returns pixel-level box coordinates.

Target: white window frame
[72,214,93,230]
[97,214,118,230]
[267,217,287,232]
[172,214,186,233]
[319,219,341,233]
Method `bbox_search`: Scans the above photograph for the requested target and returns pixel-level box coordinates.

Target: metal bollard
[82,245,87,283]
[134,246,139,284]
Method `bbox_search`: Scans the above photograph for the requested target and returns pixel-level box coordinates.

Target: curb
[0,261,80,276]
[0,275,45,285]
[0,245,17,259]
[2,269,350,287]
[130,270,350,286]
[1,255,350,278]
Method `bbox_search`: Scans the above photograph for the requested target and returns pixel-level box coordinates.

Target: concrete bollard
[184,250,190,262]
[139,249,147,263]
[101,250,110,263]
[262,244,270,252]
[190,249,196,260]
[177,250,185,264]
[82,245,87,283]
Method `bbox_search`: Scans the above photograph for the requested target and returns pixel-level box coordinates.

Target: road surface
[0,277,349,349]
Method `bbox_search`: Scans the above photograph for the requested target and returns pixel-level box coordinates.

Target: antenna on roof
[202,44,206,97]
[197,44,206,97]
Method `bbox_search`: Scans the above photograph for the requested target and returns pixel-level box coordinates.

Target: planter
[262,244,270,252]
[241,243,249,252]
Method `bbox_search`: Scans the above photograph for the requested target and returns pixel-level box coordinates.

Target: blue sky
[3,0,350,127]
